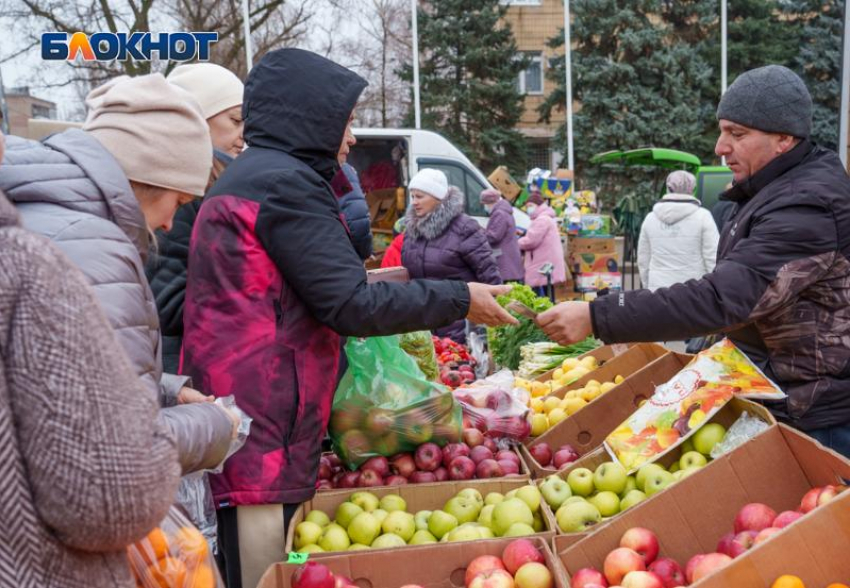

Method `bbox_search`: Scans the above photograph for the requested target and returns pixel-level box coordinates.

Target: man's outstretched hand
[467,283,519,327]
[536,301,593,345]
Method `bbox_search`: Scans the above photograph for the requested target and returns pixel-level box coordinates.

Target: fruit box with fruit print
[604,340,785,472]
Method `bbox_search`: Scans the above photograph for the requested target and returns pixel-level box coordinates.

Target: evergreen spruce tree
[399,0,529,172]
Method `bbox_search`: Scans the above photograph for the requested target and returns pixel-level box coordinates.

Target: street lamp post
[563,0,574,171]
[411,0,422,129]
[242,0,253,72]
[839,0,849,168]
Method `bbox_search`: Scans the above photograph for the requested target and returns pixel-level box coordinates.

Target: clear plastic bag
[453,369,532,442]
[710,411,771,459]
[128,506,225,588]
[399,331,440,381]
[329,336,463,468]
[467,329,490,380]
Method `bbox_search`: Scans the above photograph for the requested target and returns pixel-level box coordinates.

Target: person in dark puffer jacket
[402,168,502,343]
[536,65,850,457]
[333,163,373,260]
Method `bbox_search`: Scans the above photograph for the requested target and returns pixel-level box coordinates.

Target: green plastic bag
[399,331,440,381]
[329,336,463,469]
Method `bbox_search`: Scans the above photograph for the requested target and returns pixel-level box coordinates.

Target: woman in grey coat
[0,74,234,473]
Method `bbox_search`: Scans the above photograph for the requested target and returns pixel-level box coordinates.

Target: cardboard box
[285,479,556,556]
[557,425,850,587]
[488,166,522,202]
[520,346,676,478]
[259,536,569,588]
[578,214,612,238]
[568,252,620,275]
[569,237,616,255]
[575,272,622,293]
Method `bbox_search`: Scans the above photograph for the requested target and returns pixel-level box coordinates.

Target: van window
[417,158,488,217]
[697,170,734,211]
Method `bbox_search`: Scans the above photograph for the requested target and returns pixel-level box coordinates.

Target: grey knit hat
[716,65,812,138]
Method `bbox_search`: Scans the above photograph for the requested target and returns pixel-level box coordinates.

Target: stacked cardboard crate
[567,220,622,300]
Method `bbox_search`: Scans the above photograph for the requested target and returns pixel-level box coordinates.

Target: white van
[350,128,529,231]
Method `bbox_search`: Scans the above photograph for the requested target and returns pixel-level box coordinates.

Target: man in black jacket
[539,65,850,457]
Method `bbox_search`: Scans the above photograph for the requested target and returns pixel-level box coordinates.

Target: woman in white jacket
[638,170,720,291]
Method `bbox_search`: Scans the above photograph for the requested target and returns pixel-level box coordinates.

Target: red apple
[476,459,505,479]
[338,471,360,488]
[464,428,486,447]
[501,538,545,575]
[619,527,659,565]
[334,576,355,588]
[358,469,383,487]
[482,437,499,454]
[800,485,841,513]
[316,479,333,490]
[647,557,685,588]
[734,503,777,534]
[409,471,437,483]
[773,510,803,529]
[414,443,442,472]
[569,568,608,588]
[486,390,513,410]
[465,555,507,587]
[470,445,495,465]
[621,571,664,588]
[384,475,408,486]
[684,554,706,584]
[691,553,732,582]
[399,585,425,588]
[291,562,335,588]
[604,548,646,586]
[449,456,476,480]
[468,568,515,588]
[434,466,449,482]
[326,453,343,470]
[498,459,520,475]
[553,448,580,469]
[443,443,471,466]
[389,453,417,478]
[529,443,553,467]
[360,456,390,478]
[715,532,735,557]
[318,461,333,480]
[753,527,781,544]
[497,450,521,466]
[332,471,344,487]
[717,530,756,558]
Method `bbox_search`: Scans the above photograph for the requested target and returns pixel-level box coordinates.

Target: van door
[416,157,489,220]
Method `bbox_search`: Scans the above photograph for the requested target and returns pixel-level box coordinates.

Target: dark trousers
[807,424,850,460]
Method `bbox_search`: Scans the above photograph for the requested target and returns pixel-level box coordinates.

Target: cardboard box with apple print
[285,479,558,557]
[555,425,850,587]
[521,345,675,479]
[259,536,569,588]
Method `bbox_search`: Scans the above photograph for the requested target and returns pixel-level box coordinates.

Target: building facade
[0,87,57,138]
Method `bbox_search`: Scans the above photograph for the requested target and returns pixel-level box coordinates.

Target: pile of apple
[528,377,624,436]
[526,442,581,470]
[454,387,533,442]
[289,539,556,588]
[317,438,525,490]
[434,336,476,388]
[293,485,549,553]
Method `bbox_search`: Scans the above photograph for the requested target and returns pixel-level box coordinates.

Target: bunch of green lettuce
[487,284,555,371]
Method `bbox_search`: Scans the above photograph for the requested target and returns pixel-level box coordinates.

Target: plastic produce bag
[467,329,490,380]
[329,336,463,468]
[453,369,531,443]
[399,331,439,381]
[710,411,771,459]
[128,506,224,587]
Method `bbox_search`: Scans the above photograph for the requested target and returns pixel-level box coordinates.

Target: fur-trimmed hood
[405,186,464,240]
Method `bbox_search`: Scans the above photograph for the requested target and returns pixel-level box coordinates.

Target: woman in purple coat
[480,188,524,283]
[402,169,502,342]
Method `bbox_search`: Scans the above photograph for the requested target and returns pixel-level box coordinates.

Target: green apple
[679,450,708,470]
[443,497,481,524]
[644,469,675,496]
[456,488,484,506]
[300,544,325,553]
[350,491,380,512]
[428,510,458,539]
[319,524,351,551]
[620,476,638,498]
[555,501,602,533]
[587,491,620,517]
[516,485,542,513]
[348,544,370,551]
[305,510,331,527]
[668,461,681,473]
[347,512,381,546]
[680,438,695,454]
[492,498,534,536]
[540,475,572,509]
[447,525,481,542]
[382,511,415,542]
[414,510,432,531]
[294,521,323,549]
[409,530,438,545]
[593,462,628,494]
[566,468,595,497]
[477,526,495,539]
[477,504,495,528]
[371,508,388,526]
[620,489,647,511]
[563,496,587,506]
[504,522,536,537]
[505,489,519,499]
[692,423,726,455]
[334,502,364,531]
[672,470,685,481]
[485,492,505,506]
[531,511,544,532]
[379,494,407,513]
[635,463,665,491]
[679,466,702,480]
[371,533,406,549]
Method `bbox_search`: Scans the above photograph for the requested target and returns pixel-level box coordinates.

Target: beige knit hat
[83,74,212,197]
[167,63,244,119]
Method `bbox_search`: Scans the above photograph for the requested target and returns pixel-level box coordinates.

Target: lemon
[614,375,625,384]
[530,413,549,436]
[543,396,562,413]
[562,397,588,415]
[600,381,617,393]
[548,408,568,426]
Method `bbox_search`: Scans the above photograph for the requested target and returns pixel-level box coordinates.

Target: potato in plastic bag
[127,506,224,588]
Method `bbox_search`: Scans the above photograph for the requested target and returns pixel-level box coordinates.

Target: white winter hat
[167,63,244,120]
[409,168,449,200]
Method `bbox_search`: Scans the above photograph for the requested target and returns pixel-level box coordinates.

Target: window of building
[517,53,544,95]
[528,140,553,171]
[31,104,53,119]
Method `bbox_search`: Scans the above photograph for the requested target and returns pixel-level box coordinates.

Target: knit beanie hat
[666,170,696,195]
[83,74,212,197]
[167,63,244,119]
[716,65,812,138]
[480,188,501,205]
[527,191,545,206]
[409,168,449,200]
